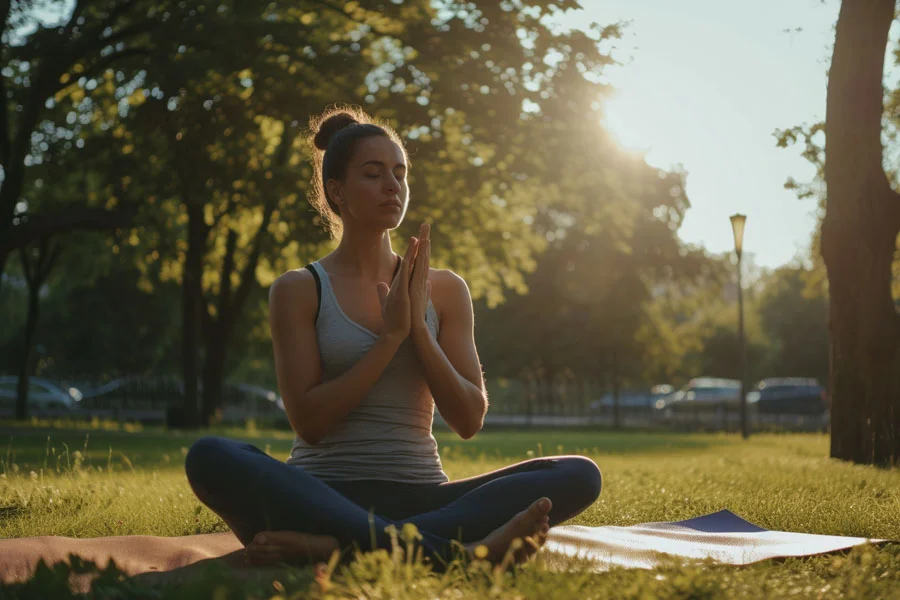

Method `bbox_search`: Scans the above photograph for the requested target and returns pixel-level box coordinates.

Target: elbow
[299,432,323,446]
[457,394,487,440]
[283,401,323,446]
[291,421,323,446]
[458,423,482,440]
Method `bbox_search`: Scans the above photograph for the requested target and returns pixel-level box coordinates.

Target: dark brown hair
[308,105,407,238]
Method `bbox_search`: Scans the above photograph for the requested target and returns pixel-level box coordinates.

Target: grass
[0,420,898,598]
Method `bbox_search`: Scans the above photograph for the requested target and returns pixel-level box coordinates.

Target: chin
[383,213,405,229]
[369,216,403,232]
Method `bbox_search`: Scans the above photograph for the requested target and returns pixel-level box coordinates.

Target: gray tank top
[286,260,448,483]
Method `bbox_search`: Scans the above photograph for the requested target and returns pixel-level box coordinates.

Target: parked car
[78,376,284,415]
[0,376,82,412]
[591,385,674,412]
[747,378,827,416]
[658,377,741,411]
[77,376,184,409]
[222,382,284,413]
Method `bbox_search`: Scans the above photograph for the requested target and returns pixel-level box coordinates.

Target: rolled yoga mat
[543,509,890,571]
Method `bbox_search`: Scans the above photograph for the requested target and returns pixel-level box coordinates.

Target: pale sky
[557,0,843,269]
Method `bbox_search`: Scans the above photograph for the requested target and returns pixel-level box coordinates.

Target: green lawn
[1,420,898,598]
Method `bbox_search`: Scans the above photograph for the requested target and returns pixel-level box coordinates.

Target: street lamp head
[730,213,746,258]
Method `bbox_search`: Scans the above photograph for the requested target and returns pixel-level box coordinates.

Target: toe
[537,497,552,513]
[253,532,270,545]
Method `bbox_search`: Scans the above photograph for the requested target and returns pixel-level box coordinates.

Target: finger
[411,230,425,281]
[413,237,427,285]
[394,240,416,291]
[417,225,431,281]
[399,237,418,289]
[413,239,429,289]
[411,223,427,275]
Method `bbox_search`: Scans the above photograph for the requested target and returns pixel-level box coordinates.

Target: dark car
[747,378,827,416]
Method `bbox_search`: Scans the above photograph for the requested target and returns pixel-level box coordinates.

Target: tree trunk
[824,0,900,465]
[15,277,40,421]
[179,205,207,428]
[14,238,61,420]
[201,333,227,425]
[194,131,289,426]
[198,209,274,424]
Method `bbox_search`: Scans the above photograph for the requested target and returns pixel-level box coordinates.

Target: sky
[556,0,843,269]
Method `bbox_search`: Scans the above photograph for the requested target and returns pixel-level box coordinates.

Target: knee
[184,436,231,486]
[565,456,602,508]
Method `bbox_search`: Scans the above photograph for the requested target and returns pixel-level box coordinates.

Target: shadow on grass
[2,552,310,600]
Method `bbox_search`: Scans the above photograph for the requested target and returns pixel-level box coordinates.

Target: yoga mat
[544,509,890,571]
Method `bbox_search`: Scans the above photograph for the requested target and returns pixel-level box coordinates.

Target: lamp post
[730,214,748,439]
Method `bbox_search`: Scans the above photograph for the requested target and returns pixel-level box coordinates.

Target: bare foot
[244,531,340,567]
[468,497,552,564]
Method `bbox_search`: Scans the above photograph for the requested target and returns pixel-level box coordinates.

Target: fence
[1,374,829,433]
[0,374,287,426]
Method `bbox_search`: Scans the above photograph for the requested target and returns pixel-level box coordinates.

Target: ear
[325,179,343,207]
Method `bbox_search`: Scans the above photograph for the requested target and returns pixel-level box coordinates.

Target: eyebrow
[361,160,406,169]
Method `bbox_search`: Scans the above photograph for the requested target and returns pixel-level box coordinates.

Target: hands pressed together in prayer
[376,223,432,341]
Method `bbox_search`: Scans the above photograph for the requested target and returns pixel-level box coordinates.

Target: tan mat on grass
[0,531,244,589]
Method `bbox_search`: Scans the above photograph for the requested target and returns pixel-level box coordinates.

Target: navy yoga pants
[184,436,601,566]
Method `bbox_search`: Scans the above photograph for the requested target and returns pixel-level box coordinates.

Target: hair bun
[313,113,359,150]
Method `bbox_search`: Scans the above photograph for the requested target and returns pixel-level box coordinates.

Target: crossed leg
[186,437,601,568]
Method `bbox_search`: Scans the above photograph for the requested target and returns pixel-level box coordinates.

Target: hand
[376,236,418,340]
[409,222,431,330]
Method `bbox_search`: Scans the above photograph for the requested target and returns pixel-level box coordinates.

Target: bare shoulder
[269,268,318,317]
[429,269,472,317]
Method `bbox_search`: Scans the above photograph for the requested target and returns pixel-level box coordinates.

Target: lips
[381,201,402,208]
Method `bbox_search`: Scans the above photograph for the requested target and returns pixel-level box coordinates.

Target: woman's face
[328,136,409,230]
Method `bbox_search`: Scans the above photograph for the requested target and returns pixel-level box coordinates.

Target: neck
[330,224,396,281]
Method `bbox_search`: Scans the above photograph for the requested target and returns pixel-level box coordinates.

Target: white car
[0,375,82,411]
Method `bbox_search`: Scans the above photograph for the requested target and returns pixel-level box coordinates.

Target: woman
[184,105,602,570]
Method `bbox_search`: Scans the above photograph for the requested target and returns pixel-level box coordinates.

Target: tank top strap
[303,263,321,320]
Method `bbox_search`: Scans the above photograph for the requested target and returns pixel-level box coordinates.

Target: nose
[384,173,400,194]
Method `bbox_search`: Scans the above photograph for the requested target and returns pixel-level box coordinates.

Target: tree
[472,102,710,418]
[13,235,60,419]
[756,265,829,385]
[0,0,200,277]
[3,1,654,429]
[824,0,900,465]
[113,0,624,426]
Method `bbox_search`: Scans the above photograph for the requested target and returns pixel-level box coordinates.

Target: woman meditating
[184,105,602,570]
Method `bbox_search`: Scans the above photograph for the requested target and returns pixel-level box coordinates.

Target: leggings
[184,436,601,566]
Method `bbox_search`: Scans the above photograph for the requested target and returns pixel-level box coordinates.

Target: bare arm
[268,270,404,445]
[411,270,488,439]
